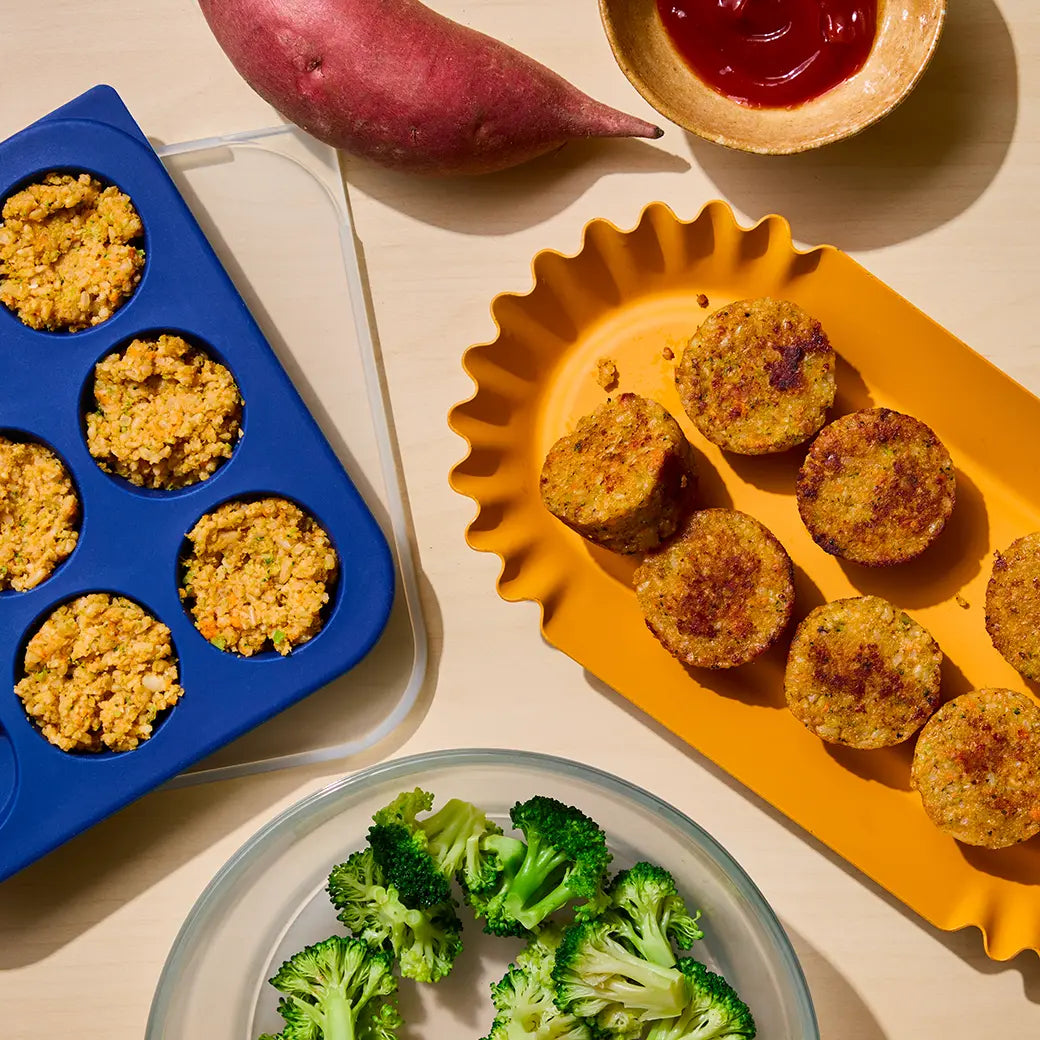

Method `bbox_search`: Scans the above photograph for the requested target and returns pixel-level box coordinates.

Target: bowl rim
[146,746,820,1038]
[597,0,949,154]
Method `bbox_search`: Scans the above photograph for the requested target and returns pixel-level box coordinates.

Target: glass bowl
[146,748,818,1038]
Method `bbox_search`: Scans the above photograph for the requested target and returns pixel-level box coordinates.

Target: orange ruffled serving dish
[448,201,1040,961]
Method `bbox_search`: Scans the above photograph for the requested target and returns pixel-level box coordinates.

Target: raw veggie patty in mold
[86,333,243,490]
[0,172,144,332]
[15,593,183,753]
[180,497,339,657]
[0,435,79,591]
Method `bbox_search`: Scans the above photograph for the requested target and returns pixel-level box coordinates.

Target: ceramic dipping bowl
[598,0,947,154]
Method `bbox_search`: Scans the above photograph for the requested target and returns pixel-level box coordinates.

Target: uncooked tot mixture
[634,508,794,669]
[0,172,144,331]
[911,688,1040,849]
[15,593,183,753]
[540,393,697,555]
[0,436,79,591]
[796,407,956,566]
[86,334,243,489]
[675,297,835,455]
[181,497,339,656]
[785,595,942,749]
[985,531,1040,681]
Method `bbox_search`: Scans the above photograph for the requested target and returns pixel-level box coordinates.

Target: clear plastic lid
[155,127,426,786]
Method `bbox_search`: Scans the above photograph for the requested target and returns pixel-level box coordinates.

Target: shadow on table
[0,571,443,970]
[343,136,691,236]
[686,0,1018,252]
[582,671,1040,1002]
[780,919,890,1039]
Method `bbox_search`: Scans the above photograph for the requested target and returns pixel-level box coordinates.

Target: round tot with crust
[985,532,1040,681]
[634,508,794,669]
[911,688,1040,849]
[796,407,956,566]
[675,297,835,455]
[785,596,942,749]
[540,393,697,555]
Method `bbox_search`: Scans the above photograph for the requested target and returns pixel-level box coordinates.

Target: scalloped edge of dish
[447,200,1040,963]
[449,199,827,614]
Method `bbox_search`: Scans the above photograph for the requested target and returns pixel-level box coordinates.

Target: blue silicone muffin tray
[0,86,395,881]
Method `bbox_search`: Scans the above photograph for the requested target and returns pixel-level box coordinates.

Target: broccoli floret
[327,848,463,983]
[261,935,402,1040]
[514,921,566,973]
[481,928,593,1040]
[464,796,611,936]
[552,918,690,1038]
[464,887,526,938]
[463,833,528,935]
[602,862,703,966]
[464,832,527,893]
[368,788,499,908]
[644,959,756,1040]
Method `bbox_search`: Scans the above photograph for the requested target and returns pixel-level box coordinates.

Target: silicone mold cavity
[0,87,394,881]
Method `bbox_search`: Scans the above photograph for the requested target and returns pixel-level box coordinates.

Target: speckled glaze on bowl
[598,0,946,153]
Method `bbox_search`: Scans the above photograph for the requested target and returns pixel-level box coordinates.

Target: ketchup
[656,0,877,109]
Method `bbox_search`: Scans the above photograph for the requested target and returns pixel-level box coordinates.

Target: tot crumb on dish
[14,593,182,753]
[0,172,144,331]
[540,393,697,555]
[661,345,675,361]
[796,407,956,566]
[0,436,79,591]
[911,688,1040,849]
[696,293,709,308]
[595,356,619,391]
[86,333,242,490]
[634,508,794,669]
[985,532,1040,680]
[675,297,835,454]
[181,497,339,657]
[785,596,942,748]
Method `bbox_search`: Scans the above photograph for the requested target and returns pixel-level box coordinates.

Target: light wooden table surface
[2,1,1040,1037]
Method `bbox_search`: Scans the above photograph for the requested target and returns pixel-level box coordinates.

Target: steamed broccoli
[551,917,690,1039]
[327,848,463,983]
[263,790,754,1040]
[463,831,527,894]
[368,788,500,908]
[463,796,611,937]
[481,927,593,1040]
[259,935,402,1040]
[515,922,565,974]
[601,862,704,966]
[644,958,756,1040]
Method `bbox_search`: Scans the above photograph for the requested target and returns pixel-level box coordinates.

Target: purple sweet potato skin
[199,0,662,174]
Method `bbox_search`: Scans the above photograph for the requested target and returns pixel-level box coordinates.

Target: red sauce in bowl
[656,0,877,109]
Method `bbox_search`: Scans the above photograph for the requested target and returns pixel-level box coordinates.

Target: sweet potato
[198,0,663,174]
